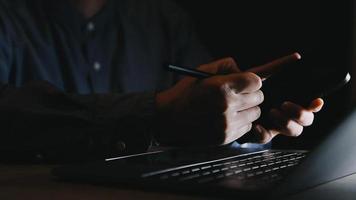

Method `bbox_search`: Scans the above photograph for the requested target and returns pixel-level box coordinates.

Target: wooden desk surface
[0,164,219,200]
[3,164,356,200]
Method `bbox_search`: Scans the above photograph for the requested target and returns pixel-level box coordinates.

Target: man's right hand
[156,58,264,146]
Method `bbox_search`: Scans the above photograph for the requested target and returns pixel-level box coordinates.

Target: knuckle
[244,72,262,90]
[240,123,253,134]
[289,125,303,137]
[296,110,308,121]
[248,106,261,122]
[246,123,253,132]
[298,111,314,126]
[284,120,294,130]
[222,123,253,145]
[255,106,262,119]
[220,82,235,98]
[306,115,315,126]
[253,90,264,105]
[258,90,265,103]
[225,57,236,64]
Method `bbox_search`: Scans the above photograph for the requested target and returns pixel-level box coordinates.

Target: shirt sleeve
[0,2,157,163]
[0,81,156,163]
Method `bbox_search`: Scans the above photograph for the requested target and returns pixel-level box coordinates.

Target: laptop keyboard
[142,150,307,184]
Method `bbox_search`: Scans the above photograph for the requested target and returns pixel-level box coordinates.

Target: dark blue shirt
[0,0,209,93]
[0,0,211,162]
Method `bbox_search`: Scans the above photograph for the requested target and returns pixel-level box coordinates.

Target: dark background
[175,0,354,149]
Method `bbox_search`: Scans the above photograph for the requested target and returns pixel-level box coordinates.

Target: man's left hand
[253,98,324,144]
[245,52,324,143]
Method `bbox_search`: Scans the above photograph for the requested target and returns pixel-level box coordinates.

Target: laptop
[52,106,356,199]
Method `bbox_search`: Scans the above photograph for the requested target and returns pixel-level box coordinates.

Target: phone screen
[256,63,351,129]
[261,64,350,108]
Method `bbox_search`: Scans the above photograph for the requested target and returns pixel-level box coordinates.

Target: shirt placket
[82,20,107,93]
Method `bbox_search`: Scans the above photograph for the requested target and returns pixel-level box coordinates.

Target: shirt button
[87,22,95,32]
[35,153,44,161]
[93,62,101,71]
[116,141,126,152]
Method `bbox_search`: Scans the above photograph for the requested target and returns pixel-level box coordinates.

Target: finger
[225,72,262,94]
[253,124,280,144]
[247,52,301,80]
[307,98,324,113]
[270,108,304,137]
[228,90,264,111]
[281,102,314,126]
[225,123,253,144]
[227,106,261,130]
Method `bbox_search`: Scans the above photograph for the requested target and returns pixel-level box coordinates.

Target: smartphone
[261,64,351,108]
[237,64,351,144]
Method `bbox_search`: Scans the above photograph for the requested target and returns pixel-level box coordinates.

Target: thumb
[199,57,241,74]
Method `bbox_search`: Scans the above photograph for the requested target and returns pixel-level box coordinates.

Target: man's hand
[246,52,324,144]
[253,98,324,144]
[156,53,324,146]
[156,58,263,146]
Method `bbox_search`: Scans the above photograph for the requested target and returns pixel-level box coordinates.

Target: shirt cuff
[90,92,157,158]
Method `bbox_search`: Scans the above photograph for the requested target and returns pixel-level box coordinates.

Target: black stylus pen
[167,64,214,79]
[167,53,302,79]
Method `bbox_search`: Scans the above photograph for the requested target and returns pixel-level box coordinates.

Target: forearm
[0,81,156,163]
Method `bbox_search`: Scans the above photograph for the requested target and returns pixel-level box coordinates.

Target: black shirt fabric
[0,0,211,162]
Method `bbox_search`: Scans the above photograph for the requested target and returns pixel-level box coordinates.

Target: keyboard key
[202,171,211,176]
[192,168,200,172]
[179,174,200,181]
[201,166,211,170]
[212,169,220,174]
[225,172,234,177]
[172,172,180,177]
[182,170,190,175]
[230,165,237,169]
[256,171,264,175]
[243,167,251,172]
